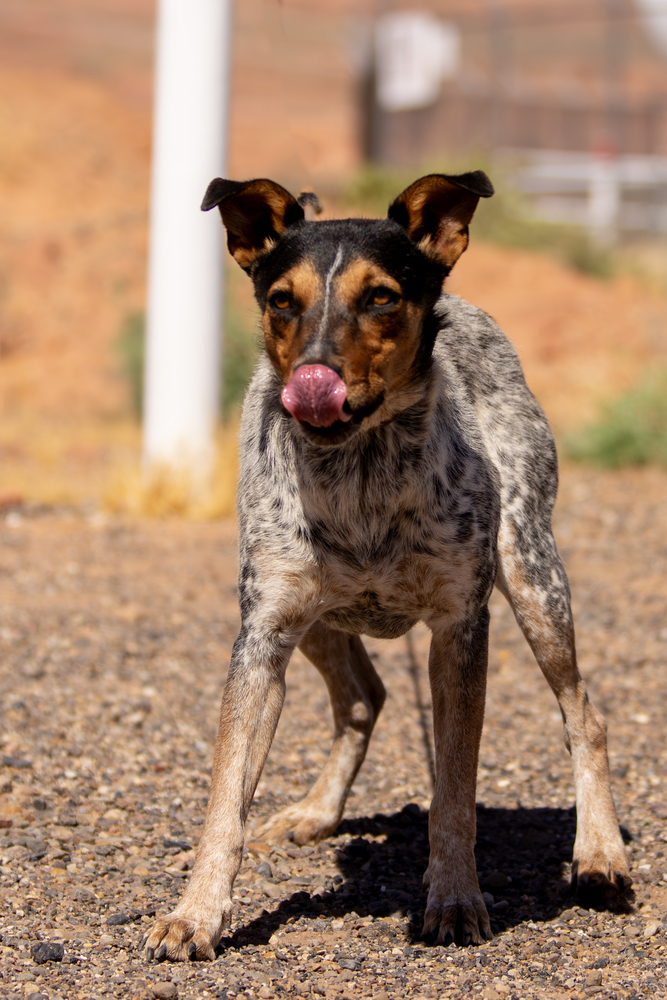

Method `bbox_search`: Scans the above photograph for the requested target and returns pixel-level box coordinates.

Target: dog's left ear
[388,171,494,270]
[201,178,305,273]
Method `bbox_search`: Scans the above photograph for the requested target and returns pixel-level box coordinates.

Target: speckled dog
[145,171,630,961]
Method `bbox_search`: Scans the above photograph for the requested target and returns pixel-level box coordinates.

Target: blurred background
[2,0,667,515]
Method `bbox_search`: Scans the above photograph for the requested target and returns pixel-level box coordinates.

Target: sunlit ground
[0,415,240,519]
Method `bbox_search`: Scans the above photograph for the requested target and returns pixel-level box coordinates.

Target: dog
[145,170,630,961]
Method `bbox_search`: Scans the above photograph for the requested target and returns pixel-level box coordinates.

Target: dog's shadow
[220,803,634,951]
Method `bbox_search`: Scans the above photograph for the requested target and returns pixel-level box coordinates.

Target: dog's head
[202,172,493,446]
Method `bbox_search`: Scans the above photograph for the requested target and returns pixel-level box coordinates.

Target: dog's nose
[281,365,352,427]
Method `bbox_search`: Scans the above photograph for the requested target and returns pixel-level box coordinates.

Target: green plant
[566,372,667,468]
[472,188,614,280]
[116,311,145,416]
[116,286,260,421]
[344,163,614,280]
[221,297,260,416]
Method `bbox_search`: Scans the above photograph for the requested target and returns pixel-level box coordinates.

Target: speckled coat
[145,174,630,963]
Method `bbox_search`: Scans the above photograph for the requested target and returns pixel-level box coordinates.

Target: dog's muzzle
[281,365,352,428]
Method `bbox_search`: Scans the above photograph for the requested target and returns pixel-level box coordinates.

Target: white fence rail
[506,149,667,241]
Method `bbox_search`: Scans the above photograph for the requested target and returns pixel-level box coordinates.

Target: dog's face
[202,172,493,446]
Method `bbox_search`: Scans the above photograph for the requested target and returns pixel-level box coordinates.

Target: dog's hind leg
[496,518,630,906]
[258,621,386,845]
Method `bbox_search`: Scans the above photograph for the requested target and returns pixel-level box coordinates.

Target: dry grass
[0,415,139,507]
[103,423,240,519]
[0,415,240,520]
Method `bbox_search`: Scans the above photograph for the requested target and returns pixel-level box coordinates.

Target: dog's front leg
[144,634,290,961]
[423,610,492,946]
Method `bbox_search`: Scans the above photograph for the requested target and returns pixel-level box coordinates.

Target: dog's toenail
[156,944,168,961]
[187,941,197,960]
[146,946,155,961]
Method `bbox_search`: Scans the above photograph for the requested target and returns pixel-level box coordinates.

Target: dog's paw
[257,801,340,846]
[571,855,633,909]
[422,888,492,946]
[144,910,225,962]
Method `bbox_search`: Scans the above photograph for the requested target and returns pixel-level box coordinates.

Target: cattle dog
[145,170,630,960]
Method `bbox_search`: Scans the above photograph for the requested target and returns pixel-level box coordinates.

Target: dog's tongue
[281,365,352,427]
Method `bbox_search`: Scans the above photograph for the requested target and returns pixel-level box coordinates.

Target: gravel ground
[1,464,666,1000]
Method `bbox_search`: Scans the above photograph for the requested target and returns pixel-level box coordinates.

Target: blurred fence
[508,149,667,239]
[368,86,667,165]
[366,1,667,165]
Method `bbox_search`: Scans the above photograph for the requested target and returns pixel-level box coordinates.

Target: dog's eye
[370,287,396,307]
[271,293,292,311]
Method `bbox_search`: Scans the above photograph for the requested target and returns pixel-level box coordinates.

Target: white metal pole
[143,0,232,474]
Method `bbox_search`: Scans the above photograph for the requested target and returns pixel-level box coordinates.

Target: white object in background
[375,12,460,112]
[588,155,620,245]
[144,0,232,474]
[637,0,667,60]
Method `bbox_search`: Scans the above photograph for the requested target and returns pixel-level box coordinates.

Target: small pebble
[150,983,179,1000]
[482,872,511,890]
[30,941,64,964]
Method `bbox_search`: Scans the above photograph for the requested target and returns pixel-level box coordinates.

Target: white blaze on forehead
[317,245,344,338]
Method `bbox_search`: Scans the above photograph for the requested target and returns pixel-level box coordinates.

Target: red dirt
[1,0,666,438]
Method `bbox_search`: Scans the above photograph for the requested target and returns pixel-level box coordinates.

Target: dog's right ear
[201,178,305,273]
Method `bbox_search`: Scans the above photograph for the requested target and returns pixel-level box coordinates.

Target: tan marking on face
[233,245,259,272]
[262,261,322,373]
[334,259,402,304]
[331,258,427,410]
[262,255,428,416]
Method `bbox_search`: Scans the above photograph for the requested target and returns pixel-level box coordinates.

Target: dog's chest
[317,547,479,637]
[240,394,500,639]
[296,497,488,638]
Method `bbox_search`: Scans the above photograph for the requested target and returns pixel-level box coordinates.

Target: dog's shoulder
[434,292,527,396]
[435,292,547,425]
[436,292,559,516]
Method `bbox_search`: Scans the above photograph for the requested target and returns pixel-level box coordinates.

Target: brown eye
[271,292,292,310]
[371,287,395,307]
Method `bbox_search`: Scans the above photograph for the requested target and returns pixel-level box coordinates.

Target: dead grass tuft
[0,415,140,507]
[0,414,240,519]
[103,423,239,520]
